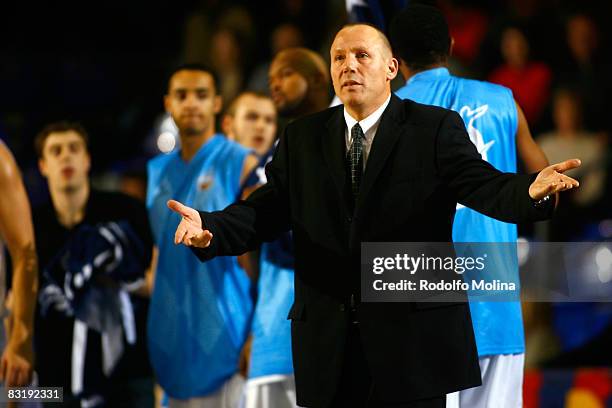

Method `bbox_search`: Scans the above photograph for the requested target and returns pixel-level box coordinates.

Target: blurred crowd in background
[1,0,611,406]
[2,0,611,216]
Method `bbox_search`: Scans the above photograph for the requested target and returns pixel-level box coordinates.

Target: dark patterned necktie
[348,123,365,199]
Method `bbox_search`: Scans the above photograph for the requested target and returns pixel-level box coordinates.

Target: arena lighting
[517,237,530,266]
[594,245,612,283]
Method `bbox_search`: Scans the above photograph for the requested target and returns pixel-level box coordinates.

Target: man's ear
[163,94,171,113]
[214,95,223,115]
[38,158,48,178]
[386,57,399,81]
[84,152,91,174]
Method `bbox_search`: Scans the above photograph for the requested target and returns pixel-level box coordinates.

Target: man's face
[39,131,90,191]
[231,95,277,156]
[330,25,397,114]
[268,57,309,115]
[165,70,221,137]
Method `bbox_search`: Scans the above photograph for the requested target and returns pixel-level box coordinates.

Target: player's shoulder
[215,133,251,156]
[457,76,514,99]
[401,97,454,123]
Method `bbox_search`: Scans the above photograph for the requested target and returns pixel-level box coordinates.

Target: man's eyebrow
[350,45,370,52]
[46,142,66,151]
[332,45,370,53]
[268,68,285,79]
[172,87,210,93]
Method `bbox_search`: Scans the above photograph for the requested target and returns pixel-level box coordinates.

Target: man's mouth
[271,92,284,103]
[342,80,361,88]
[61,167,74,178]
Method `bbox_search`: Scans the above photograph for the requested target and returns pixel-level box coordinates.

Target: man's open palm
[167,200,213,248]
[529,159,581,200]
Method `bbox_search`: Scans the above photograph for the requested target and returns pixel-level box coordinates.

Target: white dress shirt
[343,94,391,169]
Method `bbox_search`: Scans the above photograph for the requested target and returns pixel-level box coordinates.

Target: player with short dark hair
[391,5,549,408]
[146,65,258,407]
[33,121,155,406]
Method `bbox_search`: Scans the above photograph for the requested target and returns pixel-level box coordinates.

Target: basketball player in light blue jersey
[146,64,258,408]
[390,5,550,408]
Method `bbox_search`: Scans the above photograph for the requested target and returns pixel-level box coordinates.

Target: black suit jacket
[193,95,553,406]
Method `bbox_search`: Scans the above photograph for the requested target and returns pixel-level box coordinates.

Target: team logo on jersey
[459,105,495,162]
[197,172,214,190]
[457,105,495,210]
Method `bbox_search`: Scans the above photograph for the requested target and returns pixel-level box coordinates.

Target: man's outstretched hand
[0,345,33,387]
[529,159,581,200]
[167,200,213,248]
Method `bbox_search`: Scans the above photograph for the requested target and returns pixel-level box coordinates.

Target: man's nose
[343,54,358,72]
[59,149,72,161]
[184,93,199,106]
[269,77,280,91]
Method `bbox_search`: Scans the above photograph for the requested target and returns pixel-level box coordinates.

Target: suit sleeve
[191,127,292,262]
[436,110,554,223]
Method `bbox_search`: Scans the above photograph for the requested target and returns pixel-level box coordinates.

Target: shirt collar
[406,67,450,86]
[343,94,391,138]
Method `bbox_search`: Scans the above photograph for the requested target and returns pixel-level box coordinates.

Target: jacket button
[339,304,346,312]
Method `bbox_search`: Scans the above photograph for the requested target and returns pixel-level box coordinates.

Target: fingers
[174,221,189,245]
[174,221,212,248]
[9,367,24,387]
[552,158,581,173]
[168,199,202,229]
[17,366,30,387]
[8,366,29,387]
[167,200,193,218]
[530,172,580,200]
[5,364,18,387]
[551,175,579,193]
[188,230,213,248]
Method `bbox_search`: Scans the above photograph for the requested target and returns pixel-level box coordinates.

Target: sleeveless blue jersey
[146,134,253,398]
[240,141,295,379]
[396,68,524,356]
[248,245,295,378]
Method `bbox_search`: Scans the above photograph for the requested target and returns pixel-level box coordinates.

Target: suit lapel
[356,95,406,210]
[323,106,352,214]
